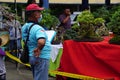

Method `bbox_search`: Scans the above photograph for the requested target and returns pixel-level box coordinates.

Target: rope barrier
[6,51,30,67]
[6,51,102,80]
[49,70,101,80]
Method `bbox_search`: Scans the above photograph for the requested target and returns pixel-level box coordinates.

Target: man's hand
[33,38,45,57]
[33,48,40,57]
[67,12,71,16]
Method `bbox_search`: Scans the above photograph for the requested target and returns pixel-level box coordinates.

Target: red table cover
[58,37,120,80]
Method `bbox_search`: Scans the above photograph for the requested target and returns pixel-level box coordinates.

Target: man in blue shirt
[22,4,51,80]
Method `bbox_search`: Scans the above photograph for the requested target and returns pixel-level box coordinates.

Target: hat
[26,4,44,11]
[0,31,9,47]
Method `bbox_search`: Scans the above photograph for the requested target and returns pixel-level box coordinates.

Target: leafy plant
[107,9,120,35]
[77,11,94,24]
[39,9,60,30]
[93,6,110,23]
[94,18,105,26]
[94,18,109,36]
[109,5,120,15]
[109,35,120,45]
[63,29,77,40]
[107,9,120,45]
[63,10,105,42]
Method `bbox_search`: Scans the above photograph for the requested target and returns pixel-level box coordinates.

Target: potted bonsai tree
[94,18,109,36]
[107,9,120,45]
[63,10,106,42]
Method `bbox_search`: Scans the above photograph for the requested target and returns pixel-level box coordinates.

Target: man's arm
[62,15,70,23]
[34,38,46,57]
[37,38,45,50]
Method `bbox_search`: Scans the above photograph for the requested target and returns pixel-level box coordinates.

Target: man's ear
[32,12,37,18]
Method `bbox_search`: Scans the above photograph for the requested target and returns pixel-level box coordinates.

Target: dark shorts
[0,74,6,80]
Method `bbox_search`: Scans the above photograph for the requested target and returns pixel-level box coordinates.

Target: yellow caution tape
[49,70,101,80]
[6,51,102,80]
[5,51,30,67]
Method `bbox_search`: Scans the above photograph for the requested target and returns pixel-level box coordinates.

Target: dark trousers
[0,74,6,80]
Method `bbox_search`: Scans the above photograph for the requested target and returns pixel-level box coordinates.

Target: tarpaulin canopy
[0,0,120,4]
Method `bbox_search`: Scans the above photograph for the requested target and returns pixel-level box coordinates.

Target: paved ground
[5,60,56,80]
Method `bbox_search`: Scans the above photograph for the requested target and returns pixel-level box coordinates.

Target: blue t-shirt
[22,22,51,59]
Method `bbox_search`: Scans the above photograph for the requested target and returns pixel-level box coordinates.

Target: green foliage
[107,9,120,35]
[90,4,120,45]
[63,29,77,40]
[95,24,109,36]
[94,18,105,25]
[63,10,105,42]
[109,35,120,45]
[71,23,79,31]
[105,5,120,45]
[39,9,60,30]
[109,5,120,15]
[93,6,110,22]
[77,11,94,24]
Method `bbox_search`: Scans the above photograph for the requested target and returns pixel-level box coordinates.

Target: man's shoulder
[59,14,66,20]
[32,24,43,29]
[22,23,43,30]
[59,14,65,17]
[29,24,45,33]
[22,23,28,28]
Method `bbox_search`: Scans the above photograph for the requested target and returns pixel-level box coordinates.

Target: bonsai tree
[93,6,110,23]
[107,9,120,45]
[63,10,107,42]
[94,18,109,36]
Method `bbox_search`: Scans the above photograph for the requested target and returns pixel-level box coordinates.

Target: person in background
[22,4,51,80]
[59,8,71,31]
[3,13,22,52]
[0,38,6,80]
[56,8,71,43]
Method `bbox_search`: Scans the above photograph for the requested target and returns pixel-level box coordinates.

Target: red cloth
[58,37,120,80]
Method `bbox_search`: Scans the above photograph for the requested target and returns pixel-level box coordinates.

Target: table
[57,37,120,80]
[50,44,63,62]
[49,44,63,77]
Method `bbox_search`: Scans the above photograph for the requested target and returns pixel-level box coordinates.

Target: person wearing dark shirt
[59,8,71,31]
